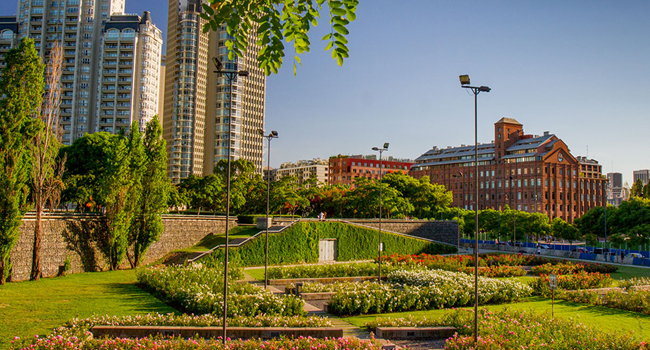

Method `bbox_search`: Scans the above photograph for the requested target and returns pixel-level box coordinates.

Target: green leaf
[336,54,343,66]
[201,4,214,16]
[324,41,333,51]
[321,33,332,41]
[331,8,346,16]
[346,10,356,21]
[332,24,349,35]
[333,33,348,44]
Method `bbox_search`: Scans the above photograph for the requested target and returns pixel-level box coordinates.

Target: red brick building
[409,118,606,222]
[328,155,413,187]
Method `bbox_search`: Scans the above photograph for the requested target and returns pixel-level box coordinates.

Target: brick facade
[329,155,413,187]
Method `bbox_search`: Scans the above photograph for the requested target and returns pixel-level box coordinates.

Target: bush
[529,271,613,296]
[458,265,526,278]
[326,269,531,315]
[203,221,456,267]
[269,262,396,279]
[618,277,650,289]
[366,308,647,350]
[136,263,304,317]
[530,263,583,276]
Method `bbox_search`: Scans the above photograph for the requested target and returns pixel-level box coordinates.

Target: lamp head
[257,128,264,136]
[383,142,390,149]
[271,130,278,137]
[372,147,379,151]
[238,70,249,77]
[212,57,223,70]
[478,86,491,92]
[459,75,470,86]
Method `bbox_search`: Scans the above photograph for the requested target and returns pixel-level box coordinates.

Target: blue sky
[4,1,649,185]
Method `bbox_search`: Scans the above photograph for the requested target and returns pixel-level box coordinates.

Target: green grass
[343,297,650,341]
[178,226,260,253]
[0,269,177,348]
[611,265,650,280]
[245,267,265,281]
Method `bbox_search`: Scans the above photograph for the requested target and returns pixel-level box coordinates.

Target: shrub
[367,308,647,350]
[326,269,531,315]
[203,221,455,267]
[458,265,526,278]
[136,263,304,317]
[530,271,613,296]
[268,262,399,279]
[530,263,583,276]
[618,277,650,289]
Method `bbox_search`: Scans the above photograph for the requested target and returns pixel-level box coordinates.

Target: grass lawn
[178,226,260,253]
[245,267,265,281]
[0,269,177,348]
[611,265,650,280]
[343,297,650,341]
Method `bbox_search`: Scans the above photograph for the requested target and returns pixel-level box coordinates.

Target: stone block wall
[347,220,459,246]
[9,214,235,282]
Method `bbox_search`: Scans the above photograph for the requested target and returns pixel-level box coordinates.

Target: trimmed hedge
[203,221,456,267]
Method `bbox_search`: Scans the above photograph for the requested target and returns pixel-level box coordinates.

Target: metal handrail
[188,219,301,263]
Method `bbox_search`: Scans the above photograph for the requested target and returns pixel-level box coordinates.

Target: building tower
[96,12,162,133]
[163,0,266,184]
[0,16,19,71]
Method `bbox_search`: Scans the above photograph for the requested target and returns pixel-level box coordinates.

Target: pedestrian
[317,212,323,221]
[537,246,541,255]
[322,212,327,220]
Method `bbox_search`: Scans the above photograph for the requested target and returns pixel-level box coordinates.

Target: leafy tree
[128,119,170,267]
[643,182,650,199]
[384,173,451,218]
[214,159,257,212]
[0,38,44,284]
[631,179,644,198]
[201,0,359,75]
[551,218,581,247]
[609,198,650,247]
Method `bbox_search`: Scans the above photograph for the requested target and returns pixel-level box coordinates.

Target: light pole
[258,129,279,290]
[213,57,248,344]
[510,175,516,252]
[372,143,389,283]
[452,172,463,254]
[460,74,490,345]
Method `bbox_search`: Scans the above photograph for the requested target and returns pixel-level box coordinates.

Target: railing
[188,219,301,263]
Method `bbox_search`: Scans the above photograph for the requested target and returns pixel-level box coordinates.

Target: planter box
[375,327,457,340]
[91,326,343,339]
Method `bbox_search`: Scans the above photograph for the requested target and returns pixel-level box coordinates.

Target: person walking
[537,245,541,255]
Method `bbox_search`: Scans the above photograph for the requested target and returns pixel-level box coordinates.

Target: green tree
[128,119,169,267]
[609,198,650,247]
[631,179,644,198]
[0,38,44,284]
[643,182,650,199]
[551,217,581,247]
[201,0,359,75]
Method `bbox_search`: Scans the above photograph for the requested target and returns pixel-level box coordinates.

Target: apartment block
[0,16,19,70]
[268,159,329,187]
[329,154,413,187]
[96,12,162,133]
[633,169,650,186]
[410,118,607,222]
[163,0,266,184]
[606,172,627,206]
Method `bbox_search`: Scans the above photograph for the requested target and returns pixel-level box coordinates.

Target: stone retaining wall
[348,220,459,246]
[9,214,235,281]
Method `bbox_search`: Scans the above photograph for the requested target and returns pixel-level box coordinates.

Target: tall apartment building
[410,118,607,222]
[329,155,413,187]
[163,0,266,184]
[0,16,19,70]
[13,0,161,143]
[267,159,329,187]
[96,12,162,133]
[633,169,650,186]
[606,172,626,206]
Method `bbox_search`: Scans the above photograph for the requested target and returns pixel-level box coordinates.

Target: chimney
[543,131,550,136]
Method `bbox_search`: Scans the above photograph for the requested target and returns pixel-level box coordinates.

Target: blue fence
[461,239,650,266]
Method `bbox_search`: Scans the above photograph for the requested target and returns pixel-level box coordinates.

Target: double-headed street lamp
[459,74,490,344]
[213,57,248,344]
[258,129,279,290]
[372,143,389,283]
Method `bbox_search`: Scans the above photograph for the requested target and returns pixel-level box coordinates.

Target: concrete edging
[375,327,457,340]
[91,326,343,339]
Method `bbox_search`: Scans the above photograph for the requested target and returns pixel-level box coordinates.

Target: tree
[643,182,650,199]
[128,119,170,267]
[631,179,644,198]
[201,0,359,75]
[551,218,581,247]
[0,39,44,284]
[30,43,65,280]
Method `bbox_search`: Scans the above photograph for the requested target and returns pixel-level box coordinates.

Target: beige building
[163,0,266,184]
[0,16,19,71]
[96,12,162,133]
[13,0,161,143]
[269,159,329,187]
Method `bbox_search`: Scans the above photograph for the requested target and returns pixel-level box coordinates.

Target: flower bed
[268,262,394,279]
[458,265,526,278]
[137,263,304,316]
[529,271,613,296]
[326,269,531,316]
[11,335,383,350]
[289,280,385,293]
[366,308,647,350]
[618,277,650,289]
[531,262,618,276]
[560,288,650,314]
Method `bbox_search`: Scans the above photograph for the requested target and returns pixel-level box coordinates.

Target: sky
[3,1,649,185]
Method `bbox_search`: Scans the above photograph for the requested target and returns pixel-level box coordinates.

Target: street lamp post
[258,129,278,290]
[510,176,516,252]
[452,172,463,254]
[213,57,248,344]
[460,74,490,345]
[372,143,389,283]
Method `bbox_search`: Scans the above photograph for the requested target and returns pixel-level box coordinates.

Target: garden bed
[91,325,344,339]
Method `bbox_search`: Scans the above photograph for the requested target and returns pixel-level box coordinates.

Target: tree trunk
[30,193,43,280]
